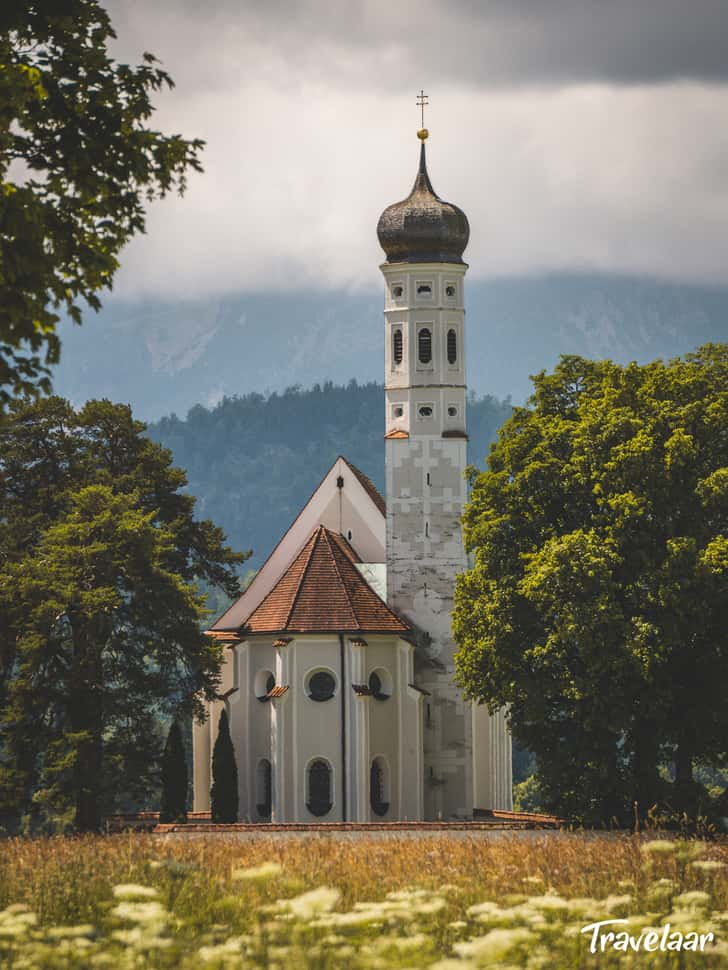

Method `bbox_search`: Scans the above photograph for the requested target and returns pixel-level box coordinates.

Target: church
[192,122,513,822]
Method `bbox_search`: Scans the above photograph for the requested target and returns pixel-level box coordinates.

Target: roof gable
[210,456,385,632]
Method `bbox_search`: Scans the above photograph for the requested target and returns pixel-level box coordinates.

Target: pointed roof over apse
[209,456,386,633]
[242,525,410,636]
[377,130,469,265]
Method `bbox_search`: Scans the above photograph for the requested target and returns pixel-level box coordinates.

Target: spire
[413,139,435,196]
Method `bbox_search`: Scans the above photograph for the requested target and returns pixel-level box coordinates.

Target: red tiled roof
[266,685,290,699]
[342,458,386,516]
[241,525,410,636]
[384,429,409,439]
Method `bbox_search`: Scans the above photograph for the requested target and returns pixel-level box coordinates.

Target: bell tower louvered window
[418,328,432,364]
[447,328,457,364]
[393,328,403,365]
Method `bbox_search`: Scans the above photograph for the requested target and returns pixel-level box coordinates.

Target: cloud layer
[104,1,728,297]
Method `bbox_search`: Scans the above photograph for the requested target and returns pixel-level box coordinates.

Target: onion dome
[377,133,469,265]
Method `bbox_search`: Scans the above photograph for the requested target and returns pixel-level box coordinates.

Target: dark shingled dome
[377,141,469,265]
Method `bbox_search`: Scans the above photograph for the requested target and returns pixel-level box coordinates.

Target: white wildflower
[111,900,168,924]
[232,861,283,883]
[112,884,159,900]
[603,894,632,916]
[690,859,725,872]
[454,927,533,961]
[673,890,712,911]
[46,924,95,939]
[276,886,341,921]
[641,839,677,856]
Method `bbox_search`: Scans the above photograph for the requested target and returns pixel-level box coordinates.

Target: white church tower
[377,115,512,819]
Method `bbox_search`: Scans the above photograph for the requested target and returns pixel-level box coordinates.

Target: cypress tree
[160,721,188,823]
[210,709,238,823]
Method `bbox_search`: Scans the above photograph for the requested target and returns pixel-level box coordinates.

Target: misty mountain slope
[52,274,728,421]
[147,382,512,569]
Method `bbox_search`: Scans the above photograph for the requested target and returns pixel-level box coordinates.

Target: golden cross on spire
[416,90,429,141]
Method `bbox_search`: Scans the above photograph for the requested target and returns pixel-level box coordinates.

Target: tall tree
[0,0,203,407]
[210,710,238,824]
[454,345,728,824]
[160,721,188,824]
[0,396,246,830]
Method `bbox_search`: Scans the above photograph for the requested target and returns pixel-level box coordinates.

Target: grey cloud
[109,0,728,88]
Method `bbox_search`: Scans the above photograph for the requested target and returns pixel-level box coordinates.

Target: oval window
[392,284,403,298]
[418,405,433,418]
[418,328,432,364]
[307,670,336,702]
[448,405,458,417]
[445,284,456,298]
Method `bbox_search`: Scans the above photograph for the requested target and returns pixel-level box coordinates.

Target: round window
[448,406,458,417]
[307,670,336,702]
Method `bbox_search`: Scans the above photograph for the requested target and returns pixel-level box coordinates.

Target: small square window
[391,283,403,298]
[445,284,456,298]
[393,405,404,418]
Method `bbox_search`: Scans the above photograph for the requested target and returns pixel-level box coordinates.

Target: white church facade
[193,126,512,822]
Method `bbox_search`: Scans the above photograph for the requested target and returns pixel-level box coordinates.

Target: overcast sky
[107,1,728,298]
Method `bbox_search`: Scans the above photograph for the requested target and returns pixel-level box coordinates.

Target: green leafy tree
[0,0,203,406]
[210,709,238,824]
[454,345,728,825]
[160,721,188,824]
[0,396,245,831]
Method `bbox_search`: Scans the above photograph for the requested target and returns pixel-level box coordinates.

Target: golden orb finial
[417,128,429,141]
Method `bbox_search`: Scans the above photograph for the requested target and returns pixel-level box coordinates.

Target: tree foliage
[160,721,188,824]
[0,0,203,407]
[454,345,728,824]
[0,396,244,830]
[210,709,238,824]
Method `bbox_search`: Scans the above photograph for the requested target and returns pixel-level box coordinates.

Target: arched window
[418,328,432,364]
[370,757,390,816]
[368,668,392,701]
[392,328,403,365]
[256,759,272,819]
[255,669,275,702]
[447,329,457,364]
[307,759,332,816]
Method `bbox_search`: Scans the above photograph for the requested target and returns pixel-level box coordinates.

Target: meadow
[0,832,726,968]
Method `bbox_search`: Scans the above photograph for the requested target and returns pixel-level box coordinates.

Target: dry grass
[0,832,726,967]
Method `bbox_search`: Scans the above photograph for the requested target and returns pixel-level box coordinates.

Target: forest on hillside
[148,381,513,574]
